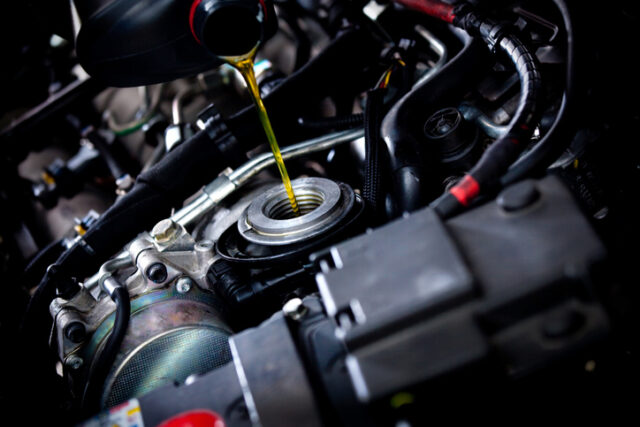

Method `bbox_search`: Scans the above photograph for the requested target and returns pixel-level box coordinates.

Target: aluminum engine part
[50,221,232,409]
[238,177,354,246]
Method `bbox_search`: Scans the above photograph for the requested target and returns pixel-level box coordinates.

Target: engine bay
[1,0,638,425]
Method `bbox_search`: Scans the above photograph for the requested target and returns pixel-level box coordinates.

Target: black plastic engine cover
[75,0,277,87]
[311,176,609,403]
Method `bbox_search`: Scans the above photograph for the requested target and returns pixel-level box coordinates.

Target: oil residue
[223,46,299,216]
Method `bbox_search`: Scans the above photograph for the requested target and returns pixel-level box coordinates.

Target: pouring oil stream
[223,46,300,216]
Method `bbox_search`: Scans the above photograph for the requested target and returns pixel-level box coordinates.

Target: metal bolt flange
[176,277,193,294]
[65,355,84,370]
[282,298,308,321]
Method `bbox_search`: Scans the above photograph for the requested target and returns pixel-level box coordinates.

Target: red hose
[393,0,456,24]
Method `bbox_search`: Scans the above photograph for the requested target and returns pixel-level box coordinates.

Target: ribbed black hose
[82,284,130,412]
[501,0,575,185]
[433,12,543,218]
[297,113,364,131]
[465,31,542,184]
[363,89,387,222]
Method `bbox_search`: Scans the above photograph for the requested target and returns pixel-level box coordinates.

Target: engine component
[50,221,232,410]
[238,177,353,246]
[4,0,637,425]
[88,176,613,426]
[311,175,608,404]
[217,177,364,266]
[423,107,481,173]
[381,31,487,213]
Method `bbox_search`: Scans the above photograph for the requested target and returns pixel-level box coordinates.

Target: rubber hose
[363,89,387,222]
[297,113,364,131]
[82,284,130,412]
[501,0,575,185]
[433,14,543,218]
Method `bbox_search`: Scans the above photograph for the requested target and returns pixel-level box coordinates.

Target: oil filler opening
[265,188,324,220]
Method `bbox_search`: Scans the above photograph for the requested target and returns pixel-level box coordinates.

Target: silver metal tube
[172,128,364,228]
[458,103,509,139]
[84,251,132,294]
[171,87,195,125]
[413,25,448,88]
[230,128,364,186]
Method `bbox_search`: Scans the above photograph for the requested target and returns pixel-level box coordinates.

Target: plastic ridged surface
[105,327,231,408]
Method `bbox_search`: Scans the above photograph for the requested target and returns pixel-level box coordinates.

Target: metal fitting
[146,263,168,284]
[238,177,354,246]
[64,322,87,344]
[176,277,193,294]
[282,298,308,321]
[151,219,179,244]
[65,355,84,370]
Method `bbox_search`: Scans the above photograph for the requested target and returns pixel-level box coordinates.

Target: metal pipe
[171,87,196,125]
[458,103,509,139]
[84,251,132,295]
[413,25,448,88]
[172,128,364,227]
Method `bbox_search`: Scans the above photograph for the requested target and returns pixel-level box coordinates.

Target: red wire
[393,0,456,24]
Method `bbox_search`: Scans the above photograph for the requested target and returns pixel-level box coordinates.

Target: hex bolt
[65,355,84,370]
[282,298,308,321]
[176,277,193,294]
[64,322,87,344]
[146,263,168,284]
[151,219,179,244]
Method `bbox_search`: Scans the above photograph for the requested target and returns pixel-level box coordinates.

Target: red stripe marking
[258,0,268,20]
[393,0,456,24]
[450,175,480,206]
[189,0,204,44]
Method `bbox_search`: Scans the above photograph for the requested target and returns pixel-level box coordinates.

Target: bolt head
[151,219,178,243]
[64,322,87,343]
[65,355,83,370]
[185,374,199,386]
[146,263,168,284]
[176,277,193,294]
[282,298,308,321]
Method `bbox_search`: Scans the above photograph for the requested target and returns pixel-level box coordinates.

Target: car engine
[1,0,637,425]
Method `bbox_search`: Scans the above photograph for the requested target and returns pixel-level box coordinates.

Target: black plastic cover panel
[313,177,607,402]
